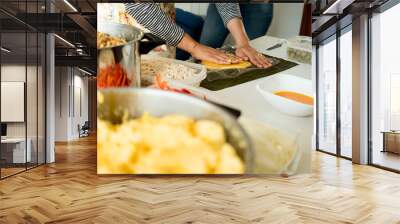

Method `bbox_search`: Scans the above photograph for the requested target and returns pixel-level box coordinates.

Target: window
[339,28,352,158]
[390,74,400,130]
[316,26,353,159]
[0,0,47,179]
[317,36,337,154]
[370,2,400,171]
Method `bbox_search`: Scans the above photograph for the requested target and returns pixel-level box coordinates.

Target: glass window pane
[371,3,400,171]
[1,31,27,177]
[318,37,337,154]
[0,0,46,179]
[390,74,400,130]
[38,32,46,165]
[27,31,38,169]
[340,29,352,158]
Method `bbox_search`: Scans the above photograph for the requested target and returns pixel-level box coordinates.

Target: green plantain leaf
[200,55,298,91]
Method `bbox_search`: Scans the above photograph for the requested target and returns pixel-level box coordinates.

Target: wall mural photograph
[0,1,399,223]
[96,2,313,174]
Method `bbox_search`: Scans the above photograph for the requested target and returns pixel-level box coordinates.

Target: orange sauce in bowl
[274,91,313,106]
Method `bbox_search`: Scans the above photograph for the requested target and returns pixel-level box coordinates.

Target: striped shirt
[125,3,242,46]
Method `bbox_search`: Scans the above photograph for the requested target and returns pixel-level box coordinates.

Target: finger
[251,59,261,68]
[242,49,263,67]
[213,54,232,64]
[236,54,248,61]
[215,51,231,61]
[257,54,272,68]
[229,55,242,64]
[203,49,229,64]
[253,53,270,68]
[215,55,231,64]
[218,53,241,64]
[214,50,242,64]
[235,50,249,61]
[247,51,264,68]
[209,56,229,64]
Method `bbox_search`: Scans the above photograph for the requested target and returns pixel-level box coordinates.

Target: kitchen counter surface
[194,35,313,173]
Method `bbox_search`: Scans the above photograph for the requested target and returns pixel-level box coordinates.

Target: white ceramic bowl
[256,74,313,117]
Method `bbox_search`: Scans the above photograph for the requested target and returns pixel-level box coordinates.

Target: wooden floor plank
[0,135,399,224]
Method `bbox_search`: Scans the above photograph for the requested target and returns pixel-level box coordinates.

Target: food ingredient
[152,75,207,99]
[97,36,131,88]
[97,32,127,48]
[200,56,298,91]
[202,53,252,70]
[287,47,311,64]
[97,64,130,88]
[286,36,312,64]
[274,91,313,106]
[202,59,252,70]
[141,58,198,83]
[97,113,244,174]
[153,75,194,96]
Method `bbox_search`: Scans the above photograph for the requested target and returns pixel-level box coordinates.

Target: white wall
[71,73,89,138]
[54,67,89,141]
[1,65,34,138]
[267,3,303,38]
[54,66,70,141]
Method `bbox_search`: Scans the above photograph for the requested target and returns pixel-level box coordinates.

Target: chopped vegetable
[98,64,131,88]
[154,74,193,95]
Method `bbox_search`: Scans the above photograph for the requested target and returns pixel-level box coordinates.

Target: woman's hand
[178,33,240,64]
[226,18,272,68]
[190,44,241,64]
[235,45,272,68]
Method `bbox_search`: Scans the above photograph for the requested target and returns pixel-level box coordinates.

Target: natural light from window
[340,29,352,158]
[318,38,337,154]
[371,3,400,170]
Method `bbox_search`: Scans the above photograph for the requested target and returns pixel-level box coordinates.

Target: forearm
[177,33,199,55]
[226,18,250,48]
[214,3,249,47]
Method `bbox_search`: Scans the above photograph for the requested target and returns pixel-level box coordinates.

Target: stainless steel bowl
[97,22,164,88]
[98,88,254,173]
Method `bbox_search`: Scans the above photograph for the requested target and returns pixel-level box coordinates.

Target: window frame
[367,1,400,173]
[0,0,48,180]
[314,0,400,173]
[315,24,353,160]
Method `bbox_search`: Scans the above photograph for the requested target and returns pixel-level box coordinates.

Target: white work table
[194,36,313,173]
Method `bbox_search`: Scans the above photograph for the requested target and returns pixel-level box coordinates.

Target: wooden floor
[0,167,26,178]
[1,163,41,178]
[373,150,400,171]
[0,135,400,224]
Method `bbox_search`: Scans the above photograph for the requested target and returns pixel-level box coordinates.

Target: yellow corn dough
[97,114,244,174]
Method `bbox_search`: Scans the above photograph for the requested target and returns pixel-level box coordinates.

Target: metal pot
[97,22,164,87]
[98,88,254,173]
